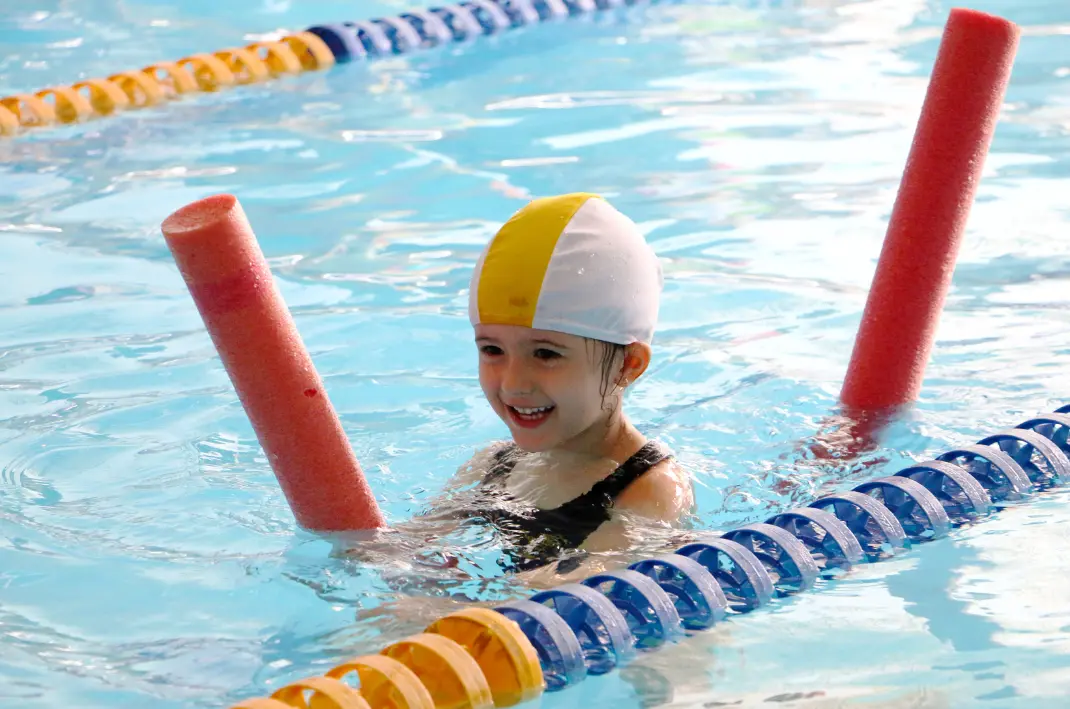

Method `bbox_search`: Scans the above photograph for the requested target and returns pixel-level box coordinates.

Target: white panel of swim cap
[467,243,488,326]
[532,197,662,345]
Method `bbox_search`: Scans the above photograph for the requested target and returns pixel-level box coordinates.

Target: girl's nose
[501,359,534,395]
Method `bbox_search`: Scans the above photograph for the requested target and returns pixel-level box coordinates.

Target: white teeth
[514,406,551,415]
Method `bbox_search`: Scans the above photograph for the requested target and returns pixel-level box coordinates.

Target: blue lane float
[493,407,1070,691]
[675,538,775,612]
[721,523,819,595]
[528,583,637,675]
[765,506,865,572]
[580,569,684,649]
[627,554,729,630]
[494,599,588,690]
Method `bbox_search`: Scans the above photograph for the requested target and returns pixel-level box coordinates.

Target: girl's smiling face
[475,324,646,454]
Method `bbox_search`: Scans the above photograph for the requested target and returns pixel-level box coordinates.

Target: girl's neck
[502,408,648,508]
[550,406,646,464]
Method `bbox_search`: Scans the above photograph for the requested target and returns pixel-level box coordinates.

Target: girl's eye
[479,345,503,356]
[534,348,561,360]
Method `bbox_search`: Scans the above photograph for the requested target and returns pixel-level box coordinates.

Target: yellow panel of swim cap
[477,193,599,328]
[325,654,435,709]
[425,608,544,707]
[381,633,494,709]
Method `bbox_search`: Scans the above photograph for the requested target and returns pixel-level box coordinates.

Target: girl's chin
[505,428,556,452]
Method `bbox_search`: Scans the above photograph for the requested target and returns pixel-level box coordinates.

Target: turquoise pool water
[4,0,1070,706]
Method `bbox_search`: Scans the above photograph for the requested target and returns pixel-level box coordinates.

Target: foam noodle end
[162,193,239,236]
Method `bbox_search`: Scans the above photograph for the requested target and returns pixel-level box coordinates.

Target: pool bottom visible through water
[4,0,1070,707]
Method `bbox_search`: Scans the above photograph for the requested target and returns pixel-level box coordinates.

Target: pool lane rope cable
[227,406,1070,709]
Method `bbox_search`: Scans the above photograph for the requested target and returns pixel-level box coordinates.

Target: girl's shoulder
[612,445,694,522]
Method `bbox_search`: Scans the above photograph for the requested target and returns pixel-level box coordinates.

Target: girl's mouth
[506,405,555,429]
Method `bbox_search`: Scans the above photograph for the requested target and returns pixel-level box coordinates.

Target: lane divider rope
[230,405,1070,708]
[0,0,667,138]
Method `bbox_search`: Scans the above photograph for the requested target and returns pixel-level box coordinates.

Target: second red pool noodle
[839,8,1021,412]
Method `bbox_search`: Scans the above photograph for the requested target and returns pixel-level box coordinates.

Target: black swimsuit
[473,440,673,571]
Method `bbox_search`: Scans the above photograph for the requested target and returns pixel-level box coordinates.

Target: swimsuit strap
[482,440,672,505]
[570,440,673,505]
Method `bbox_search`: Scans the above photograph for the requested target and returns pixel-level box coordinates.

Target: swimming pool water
[4,0,1070,706]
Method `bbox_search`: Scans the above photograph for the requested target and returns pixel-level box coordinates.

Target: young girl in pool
[434,191,694,579]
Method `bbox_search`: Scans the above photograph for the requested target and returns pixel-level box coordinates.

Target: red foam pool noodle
[840,8,1020,410]
[163,194,385,531]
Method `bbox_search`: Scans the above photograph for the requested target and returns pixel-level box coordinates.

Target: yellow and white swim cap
[468,193,663,345]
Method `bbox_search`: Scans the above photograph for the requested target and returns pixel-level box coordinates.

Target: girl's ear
[617,342,652,387]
